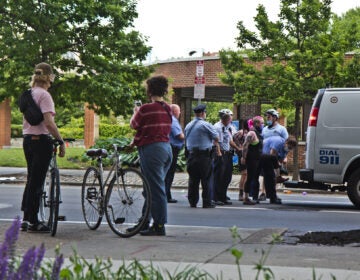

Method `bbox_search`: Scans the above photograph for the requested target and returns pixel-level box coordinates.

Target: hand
[133,105,140,113]
[59,144,65,157]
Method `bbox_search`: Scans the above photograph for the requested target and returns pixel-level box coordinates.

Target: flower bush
[0,217,63,280]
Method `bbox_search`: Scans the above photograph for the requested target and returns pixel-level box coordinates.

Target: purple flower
[15,246,37,280]
[34,243,46,273]
[0,217,21,278]
[51,254,64,280]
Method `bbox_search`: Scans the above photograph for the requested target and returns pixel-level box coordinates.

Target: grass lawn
[0,147,88,169]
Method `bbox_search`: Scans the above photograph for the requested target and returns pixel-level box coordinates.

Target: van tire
[347,169,360,209]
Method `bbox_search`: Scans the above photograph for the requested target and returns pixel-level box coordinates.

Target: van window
[322,93,360,128]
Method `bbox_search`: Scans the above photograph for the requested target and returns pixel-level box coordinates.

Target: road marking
[217,206,271,210]
[0,203,12,209]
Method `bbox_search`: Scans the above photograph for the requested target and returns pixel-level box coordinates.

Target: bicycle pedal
[114,217,125,224]
[57,215,66,221]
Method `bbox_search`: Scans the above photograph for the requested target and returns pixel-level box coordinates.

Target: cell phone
[134,100,142,107]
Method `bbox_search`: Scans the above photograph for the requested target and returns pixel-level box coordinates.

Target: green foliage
[0,0,152,117]
[99,124,135,138]
[219,0,351,179]
[11,125,22,138]
[59,127,84,139]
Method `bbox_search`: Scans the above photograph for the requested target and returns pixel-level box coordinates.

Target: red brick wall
[0,99,11,148]
[153,57,225,88]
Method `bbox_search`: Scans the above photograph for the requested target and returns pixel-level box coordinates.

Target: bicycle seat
[86,149,108,158]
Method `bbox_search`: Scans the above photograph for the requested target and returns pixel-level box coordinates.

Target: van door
[313,88,360,183]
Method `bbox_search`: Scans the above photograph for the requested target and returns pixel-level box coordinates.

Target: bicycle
[38,138,75,236]
[81,144,151,238]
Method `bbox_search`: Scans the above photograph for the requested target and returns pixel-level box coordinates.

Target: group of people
[21,71,296,237]
[184,104,297,210]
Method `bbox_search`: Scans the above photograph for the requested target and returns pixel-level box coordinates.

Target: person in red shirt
[130,75,172,236]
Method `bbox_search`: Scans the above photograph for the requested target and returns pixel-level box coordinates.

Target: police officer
[185,104,221,208]
[213,109,241,205]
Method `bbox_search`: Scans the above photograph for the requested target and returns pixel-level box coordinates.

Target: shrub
[59,127,84,139]
[11,125,22,138]
[99,123,134,138]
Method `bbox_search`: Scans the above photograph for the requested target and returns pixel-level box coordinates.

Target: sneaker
[167,198,178,203]
[28,222,50,233]
[21,221,29,232]
[140,224,166,236]
[126,219,149,233]
[243,198,256,205]
[258,193,266,201]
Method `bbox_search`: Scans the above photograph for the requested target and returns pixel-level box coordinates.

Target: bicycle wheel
[81,167,103,230]
[49,168,60,237]
[105,167,151,238]
[39,170,51,225]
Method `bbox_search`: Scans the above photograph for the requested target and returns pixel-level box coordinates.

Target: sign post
[194,60,205,104]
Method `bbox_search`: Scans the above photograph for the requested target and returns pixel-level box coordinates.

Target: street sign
[196,60,204,77]
[194,76,205,99]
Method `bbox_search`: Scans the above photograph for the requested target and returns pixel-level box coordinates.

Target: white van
[286,88,360,208]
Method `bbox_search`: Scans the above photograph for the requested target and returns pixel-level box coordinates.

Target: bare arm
[176,132,185,140]
[43,112,65,157]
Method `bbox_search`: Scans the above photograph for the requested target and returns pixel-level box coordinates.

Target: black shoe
[21,221,29,232]
[223,200,232,205]
[214,201,224,206]
[203,202,216,208]
[167,198,178,203]
[270,197,282,204]
[140,224,166,236]
[28,222,50,233]
[190,204,197,208]
[226,196,231,201]
[126,219,149,233]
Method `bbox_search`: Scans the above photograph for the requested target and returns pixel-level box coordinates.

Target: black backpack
[18,89,44,125]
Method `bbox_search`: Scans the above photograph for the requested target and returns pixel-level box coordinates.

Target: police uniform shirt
[262,136,288,160]
[262,124,288,140]
[214,121,232,151]
[185,117,218,151]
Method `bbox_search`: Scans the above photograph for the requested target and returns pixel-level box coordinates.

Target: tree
[0,0,151,116]
[330,8,360,87]
[219,0,347,179]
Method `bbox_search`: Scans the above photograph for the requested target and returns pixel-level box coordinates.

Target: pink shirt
[22,87,55,135]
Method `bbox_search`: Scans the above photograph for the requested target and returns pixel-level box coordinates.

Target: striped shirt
[131,101,172,147]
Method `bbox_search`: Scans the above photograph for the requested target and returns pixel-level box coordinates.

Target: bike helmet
[265,109,279,119]
[218,109,233,118]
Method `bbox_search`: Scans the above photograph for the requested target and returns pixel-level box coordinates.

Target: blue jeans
[139,142,172,225]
